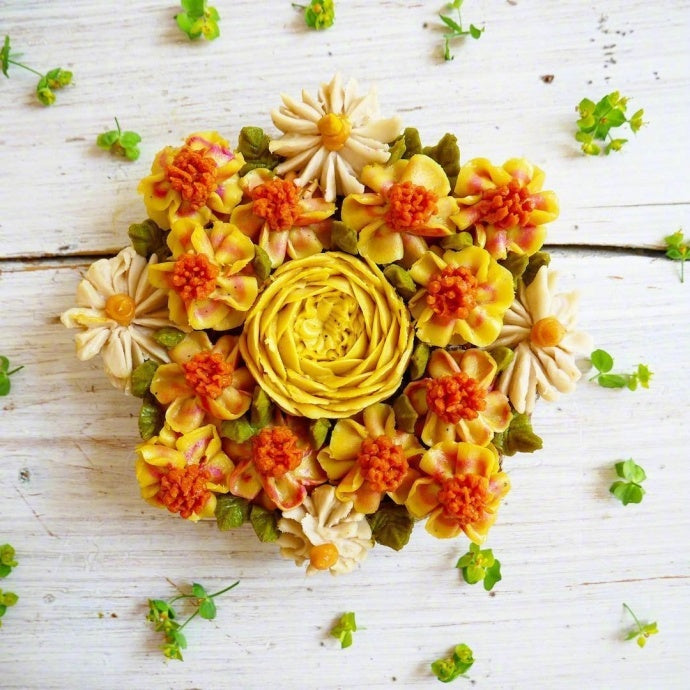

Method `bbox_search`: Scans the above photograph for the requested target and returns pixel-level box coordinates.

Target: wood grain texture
[2,251,689,689]
[1,0,689,687]
[0,0,688,257]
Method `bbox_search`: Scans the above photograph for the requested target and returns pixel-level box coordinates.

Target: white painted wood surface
[1,1,689,688]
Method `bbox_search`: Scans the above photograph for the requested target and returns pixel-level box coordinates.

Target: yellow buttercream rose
[239,252,414,418]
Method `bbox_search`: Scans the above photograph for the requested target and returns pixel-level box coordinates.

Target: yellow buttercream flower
[150,331,254,434]
[147,221,258,330]
[341,154,458,265]
[137,131,244,256]
[239,252,414,419]
[452,158,559,260]
[408,245,514,348]
[404,349,512,447]
[231,169,336,268]
[406,441,510,542]
[317,403,424,514]
[135,423,234,522]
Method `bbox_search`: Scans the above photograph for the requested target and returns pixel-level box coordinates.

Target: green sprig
[175,0,221,41]
[431,643,474,682]
[664,229,688,283]
[456,543,502,591]
[610,459,646,505]
[439,1,484,62]
[96,118,141,161]
[0,357,23,397]
[0,544,18,578]
[623,603,658,648]
[588,349,652,391]
[575,91,645,155]
[330,611,358,648]
[293,1,335,30]
[1,35,72,106]
[146,580,239,660]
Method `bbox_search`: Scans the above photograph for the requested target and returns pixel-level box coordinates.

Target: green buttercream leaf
[366,502,413,551]
[249,387,272,428]
[521,251,551,287]
[392,394,418,434]
[128,219,169,259]
[252,244,272,283]
[131,360,159,398]
[237,126,280,176]
[215,494,251,530]
[139,396,164,441]
[488,346,514,375]
[383,264,417,300]
[331,221,359,255]
[250,505,280,542]
[408,340,430,380]
[500,252,529,287]
[422,133,460,188]
[308,418,332,450]
[153,327,186,348]
[440,232,473,251]
[492,412,542,456]
[219,418,257,443]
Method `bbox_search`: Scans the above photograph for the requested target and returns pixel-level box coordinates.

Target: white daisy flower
[492,265,592,414]
[277,485,374,575]
[269,74,402,202]
[61,247,177,392]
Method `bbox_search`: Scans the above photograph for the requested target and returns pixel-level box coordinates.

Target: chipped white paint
[1,1,689,688]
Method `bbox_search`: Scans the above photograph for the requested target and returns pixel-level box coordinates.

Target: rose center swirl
[239,252,414,419]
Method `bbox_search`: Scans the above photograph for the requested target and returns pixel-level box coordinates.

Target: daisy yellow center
[252,178,302,231]
[167,145,218,211]
[437,474,489,526]
[157,463,211,519]
[475,179,535,229]
[530,316,566,347]
[384,181,438,231]
[425,266,479,320]
[317,113,351,151]
[356,435,409,493]
[170,253,219,302]
[182,351,233,400]
[105,294,136,326]
[252,426,303,478]
[309,542,340,571]
[426,372,487,424]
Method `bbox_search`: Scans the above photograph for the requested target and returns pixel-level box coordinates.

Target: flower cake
[62,74,590,575]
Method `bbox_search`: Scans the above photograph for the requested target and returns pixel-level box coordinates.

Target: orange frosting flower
[406,440,510,542]
[451,158,559,260]
[135,424,235,522]
[341,154,458,265]
[150,331,253,434]
[409,245,514,348]
[147,221,258,331]
[138,132,245,255]
[317,403,423,514]
[405,349,512,447]
[225,413,326,511]
[231,170,335,268]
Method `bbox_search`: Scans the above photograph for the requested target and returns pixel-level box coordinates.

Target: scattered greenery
[575,92,645,155]
[0,545,18,578]
[96,118,141,161]
[293,1,335,30]
[664,229,688,283]
[439,1,484,62]
[456,543,502,591]
[0,357,23,397]
[1,35,72,105]
[146,580,239,660]
[0,545,19,629]
[610,459,647,506]
[330,611,358,648]
[623,603,658,648]
[589,349,652,391]
[175,0,220,41]
[431,643,474,682]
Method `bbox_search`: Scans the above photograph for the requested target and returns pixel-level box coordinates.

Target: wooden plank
[0,1,687,258]
[1,249,688,688]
